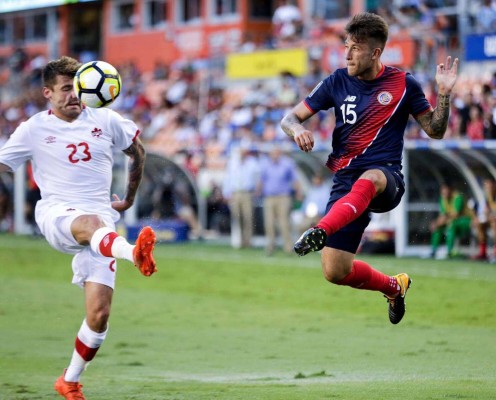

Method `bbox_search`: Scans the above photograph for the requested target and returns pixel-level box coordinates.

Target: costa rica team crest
[377,91,393,105]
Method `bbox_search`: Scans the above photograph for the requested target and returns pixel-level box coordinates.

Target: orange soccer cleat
[133,226,157,276]
[54,371,85,400]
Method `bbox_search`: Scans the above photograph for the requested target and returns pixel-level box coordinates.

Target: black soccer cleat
[385,273,412,324]
[294,227,327,256]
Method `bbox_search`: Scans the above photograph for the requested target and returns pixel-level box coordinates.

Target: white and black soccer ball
[73,60,122,108]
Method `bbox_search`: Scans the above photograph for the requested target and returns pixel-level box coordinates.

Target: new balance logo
[344,95,356,102]
[343,202,357,214]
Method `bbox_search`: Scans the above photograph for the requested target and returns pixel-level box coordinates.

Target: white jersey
[0,107,139,221]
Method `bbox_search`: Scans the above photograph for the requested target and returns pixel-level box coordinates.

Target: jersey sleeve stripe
[413,106,433,117]
[303,100,315,113]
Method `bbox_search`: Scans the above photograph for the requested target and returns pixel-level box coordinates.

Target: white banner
[0,0,96,13]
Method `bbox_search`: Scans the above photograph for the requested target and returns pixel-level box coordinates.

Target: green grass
[0,233,495,399]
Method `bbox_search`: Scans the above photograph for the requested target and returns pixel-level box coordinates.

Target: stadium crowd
[1,1,496,257]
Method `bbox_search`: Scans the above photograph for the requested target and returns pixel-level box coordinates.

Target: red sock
[335,260,399,296]
[75,336,100,362]
[99,232,119,257]
[316,179,376,235]
[478,242,487,257]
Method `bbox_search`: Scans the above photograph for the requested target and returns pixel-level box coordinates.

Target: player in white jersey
[0,56,157,400]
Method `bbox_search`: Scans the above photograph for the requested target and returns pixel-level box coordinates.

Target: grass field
[0,233,495,399]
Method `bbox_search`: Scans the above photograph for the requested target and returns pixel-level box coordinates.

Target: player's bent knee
[322,263,350,283]
[72,214,107,244]
[75,214,106,231]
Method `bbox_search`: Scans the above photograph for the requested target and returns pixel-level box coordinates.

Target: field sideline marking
[127,371,494,385]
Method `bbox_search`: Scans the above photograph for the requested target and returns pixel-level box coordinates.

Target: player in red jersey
[281,12,458,324]
[0,56,157,399]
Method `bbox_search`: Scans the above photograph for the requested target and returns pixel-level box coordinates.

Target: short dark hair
[345,12,388,50]
[42,56,81,88]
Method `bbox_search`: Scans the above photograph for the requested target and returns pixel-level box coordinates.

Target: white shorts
[36,203,117,289]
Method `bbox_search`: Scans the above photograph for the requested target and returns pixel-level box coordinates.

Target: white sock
[110,236,135,263]
[90,227,134,263]
[65,319,108,382]
[64,350,86,383]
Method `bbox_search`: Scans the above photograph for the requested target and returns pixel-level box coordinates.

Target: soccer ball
[73,60,122,108]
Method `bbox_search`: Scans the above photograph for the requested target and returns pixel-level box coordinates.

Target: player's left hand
[435,56,459,95]
[111,194,133,212]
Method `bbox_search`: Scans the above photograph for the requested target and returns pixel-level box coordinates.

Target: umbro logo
[91,127,103,137]
[44,136,56,144]
[344,95,357,102]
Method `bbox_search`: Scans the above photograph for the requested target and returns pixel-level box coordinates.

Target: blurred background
[1,0,496,259]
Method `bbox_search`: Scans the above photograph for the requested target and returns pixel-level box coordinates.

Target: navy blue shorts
[324,166,405,254]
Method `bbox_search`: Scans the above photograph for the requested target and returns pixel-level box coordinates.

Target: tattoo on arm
[122,140,145,204]
[281,113,303,138]
[415,94,450,140]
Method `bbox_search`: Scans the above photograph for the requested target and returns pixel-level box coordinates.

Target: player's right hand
[111,193,133,212]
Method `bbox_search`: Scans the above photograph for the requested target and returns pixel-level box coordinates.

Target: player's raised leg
[323,248,412,324]
[86,218,157,276]
[294,177,378,256]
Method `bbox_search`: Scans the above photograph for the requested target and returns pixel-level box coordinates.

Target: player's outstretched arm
[415,56,459,140]
[281,101,316,152]
[112,138,146,213]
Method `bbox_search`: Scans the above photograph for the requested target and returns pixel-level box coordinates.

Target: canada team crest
[377,91,393,105]
[91,127,103,138]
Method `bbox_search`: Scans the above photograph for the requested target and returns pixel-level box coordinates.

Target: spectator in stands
[175,180,203,240]
[8,45,29,75]
[151,174,178,221]
[152,174,202,240]
[430,183,473,258]
[456,92,480,136]
[476,0,496,33]
[480,84,496,138]
[0,174,12,232]
[152,60,169,80]
[223,145,260,248]
[297,173,330,231]
[272,0,303,45]
[466,104,485,140]
[25,161,41,234]
[206,182,231,234]
[257,147,301,255]
[473,178,496,261]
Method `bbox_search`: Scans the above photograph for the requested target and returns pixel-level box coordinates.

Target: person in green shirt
[473,178,496,261]
[430,183,473,258]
